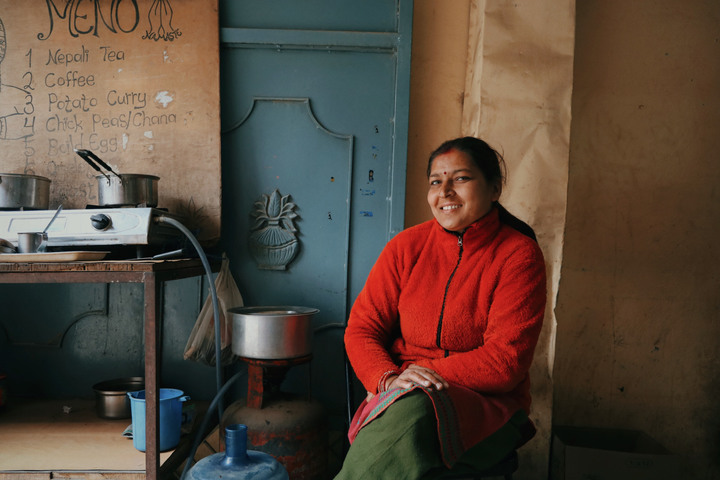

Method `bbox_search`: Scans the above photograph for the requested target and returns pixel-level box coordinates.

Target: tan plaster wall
[405,0,471,227]
[407,3,570,478]
[408,0,720,477]
[555,1,720,478]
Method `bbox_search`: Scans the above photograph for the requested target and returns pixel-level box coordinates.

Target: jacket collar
[432,207,501,246]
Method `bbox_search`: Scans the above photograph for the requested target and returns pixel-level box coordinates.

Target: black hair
[426,136,506,187]
[427,137,536,241]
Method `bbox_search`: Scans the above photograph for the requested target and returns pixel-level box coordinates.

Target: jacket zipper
[435,232,464,356]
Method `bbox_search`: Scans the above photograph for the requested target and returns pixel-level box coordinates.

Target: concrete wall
[405,0,470,227]
[407,1,720,478]
[554,1,720,478]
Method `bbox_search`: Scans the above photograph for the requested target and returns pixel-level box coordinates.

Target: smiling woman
[338,136,547,479]
[426,138,503,233]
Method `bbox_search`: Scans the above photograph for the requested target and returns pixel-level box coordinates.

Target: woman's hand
[385,364,449,391]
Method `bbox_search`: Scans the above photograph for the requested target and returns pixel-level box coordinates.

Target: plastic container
[186,424,288,480]
[127,388,189,452]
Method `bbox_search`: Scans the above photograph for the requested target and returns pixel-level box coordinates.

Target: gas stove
[0,207,184,255]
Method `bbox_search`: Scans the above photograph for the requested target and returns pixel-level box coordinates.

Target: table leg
[144,273,161,479]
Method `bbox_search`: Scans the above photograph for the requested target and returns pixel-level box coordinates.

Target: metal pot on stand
[223,306,328,480]
[228,306,317,360]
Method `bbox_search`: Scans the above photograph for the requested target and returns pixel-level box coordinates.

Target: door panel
[223,97,352,323]
[219,0,413,420]
[221,47,399,306]
[220,0,399,31]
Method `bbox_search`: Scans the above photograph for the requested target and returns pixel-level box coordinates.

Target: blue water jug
[186,424,288,480]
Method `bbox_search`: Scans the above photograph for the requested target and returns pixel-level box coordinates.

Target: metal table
[0,258,218,480]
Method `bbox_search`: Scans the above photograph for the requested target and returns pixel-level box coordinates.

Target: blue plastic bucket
[127,388,189,452]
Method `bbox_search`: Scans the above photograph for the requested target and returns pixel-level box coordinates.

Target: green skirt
[335,390,527,480]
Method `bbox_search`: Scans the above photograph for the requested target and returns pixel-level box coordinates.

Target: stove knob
[90,213,111,230]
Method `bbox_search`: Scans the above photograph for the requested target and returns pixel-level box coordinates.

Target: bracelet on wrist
[378,369,400,393]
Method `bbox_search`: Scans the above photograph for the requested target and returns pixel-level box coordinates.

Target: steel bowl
[229,306,319,360]
[0,238,16,253]
[92,377,144,419]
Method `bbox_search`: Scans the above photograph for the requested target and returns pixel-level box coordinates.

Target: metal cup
[17,232,48,253]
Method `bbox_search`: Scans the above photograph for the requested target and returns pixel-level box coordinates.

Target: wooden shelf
[0,258,220,480]
[0,397,215,480]
[0,398,173,475]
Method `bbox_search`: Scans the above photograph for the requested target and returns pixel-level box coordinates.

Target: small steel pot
[229,306,319,360]
[96,174,159,207]
[92,377,144,419]
[0,173,50,210]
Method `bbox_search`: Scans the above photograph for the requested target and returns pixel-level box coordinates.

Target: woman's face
[427,149,501,232]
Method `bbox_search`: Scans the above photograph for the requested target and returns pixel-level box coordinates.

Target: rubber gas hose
[179,370,246,479]
[156,216,224,419]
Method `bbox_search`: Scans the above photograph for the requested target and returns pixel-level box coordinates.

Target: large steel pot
[229,306,319,360]
[96,174,159,207]
[92,376,144,419]
[0,173,50,210]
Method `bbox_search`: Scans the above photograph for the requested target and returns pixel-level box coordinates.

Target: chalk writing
[99,46,125,61]
[0,17,38,174]
[47,132,119,156]
[1,38,178,164]
[107,90,146,109]
[0,16,6,60]
[0,0,219,232]
[44,70,96,88]
[38,0,140,40]
[48,92,98,112]
[143,0,181,42]
[91,110,176,131]
[46,45,90,66]
[46,113,83,133]
[21,44,38,172]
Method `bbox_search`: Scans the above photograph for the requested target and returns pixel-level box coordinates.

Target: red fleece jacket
[345,207,547,413]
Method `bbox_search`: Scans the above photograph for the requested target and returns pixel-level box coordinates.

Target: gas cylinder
[221,356,328,480]
[186,424,288,480]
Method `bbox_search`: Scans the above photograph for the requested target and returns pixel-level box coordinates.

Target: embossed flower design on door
[248,189,299,270]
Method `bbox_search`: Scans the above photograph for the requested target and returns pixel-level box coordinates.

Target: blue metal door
[218,1,413,417]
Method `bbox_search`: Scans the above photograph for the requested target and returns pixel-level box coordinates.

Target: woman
[336,137,547,479]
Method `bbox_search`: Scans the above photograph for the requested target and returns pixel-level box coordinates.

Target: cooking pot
[96,174,159,207]
[229,306,319,360]
[74,149,159,207]
[0,173,50,210]
[92,376,144,419]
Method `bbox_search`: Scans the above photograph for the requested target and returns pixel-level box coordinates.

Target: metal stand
[0,258,218,480]
[239,355,313,408]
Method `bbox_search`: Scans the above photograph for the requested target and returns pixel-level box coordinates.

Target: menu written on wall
[0,0,221,242]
